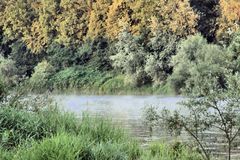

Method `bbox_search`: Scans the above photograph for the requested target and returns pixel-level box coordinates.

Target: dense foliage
[1,0,240,94]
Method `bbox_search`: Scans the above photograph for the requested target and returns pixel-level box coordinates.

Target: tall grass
[141,142,202,160]
[31,66,175,95]
[0,99,201,160]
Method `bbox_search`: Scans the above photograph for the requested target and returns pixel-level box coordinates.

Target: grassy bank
[0,101,201,160]
[30,66,175,95]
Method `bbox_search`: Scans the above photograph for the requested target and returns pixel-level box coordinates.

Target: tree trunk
[228,141,231,160]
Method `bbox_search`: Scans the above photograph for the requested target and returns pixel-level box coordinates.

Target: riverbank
[28,66,176,95]
[0,101,202,160]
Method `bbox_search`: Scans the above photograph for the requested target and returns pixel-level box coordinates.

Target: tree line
[1,0,240,94]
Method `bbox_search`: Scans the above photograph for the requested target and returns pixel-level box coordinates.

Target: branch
[182,123,210,160]
[230,127,240,143]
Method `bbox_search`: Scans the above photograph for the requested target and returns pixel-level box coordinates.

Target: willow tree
[217,0,240,40]
[87,0,112,39]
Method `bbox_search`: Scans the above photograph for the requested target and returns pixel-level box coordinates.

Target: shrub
[0,79,6,101]
[111,30,149,87]
[0,148,13,160]
[145,33,178,84]
[46,43,81,71]
[227,31,240,72]
[29,60,55,91]
[10,40,42,78]
[0,55,18,87]
[50,66,113,92]
[169,34,230,94]
[99,75,126,93]
[87,37,112,71]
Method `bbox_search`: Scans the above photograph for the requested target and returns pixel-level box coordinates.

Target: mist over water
[55,95,184,141]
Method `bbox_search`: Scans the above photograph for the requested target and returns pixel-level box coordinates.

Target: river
[55,95,184,142]
[54,95,240,159]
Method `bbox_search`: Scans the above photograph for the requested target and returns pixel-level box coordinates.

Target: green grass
[142,142,202,160]
[0,106,79,149]
[48,66,175,95]
[0,101,201,160]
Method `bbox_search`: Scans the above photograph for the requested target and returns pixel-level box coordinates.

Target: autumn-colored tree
[105,0,131,40]
[56,0,89,45]
[106,0,198,40]
[218,0,240,40]
[23,0,59,53]
[0,0,33,40]
[0,0,197,52]
[87,0,112,39]
[150,0,198,37]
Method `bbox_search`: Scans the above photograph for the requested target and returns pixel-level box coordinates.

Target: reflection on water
[54,95,184,142]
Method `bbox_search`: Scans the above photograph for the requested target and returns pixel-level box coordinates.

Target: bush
[169,34,230,95]
[10,40,42,78]
[145,33,178,84]
[0,55,18,87]
[46,43,81,71]
[29,60,55,91]
[0,79,6,101]
[0,148,13,160]
[50,66,113,92]
[110,30,149,87]
[227,31,240,72]
[86,37,112,71]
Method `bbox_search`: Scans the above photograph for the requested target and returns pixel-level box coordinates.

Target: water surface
[55,95,184,141]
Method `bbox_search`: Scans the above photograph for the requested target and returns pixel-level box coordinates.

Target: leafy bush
[86,37,113,71]
[10,40,42,78]
[0,148,13,160]
[29,60,55,91]
[145,33,178,84]
[169,34,230,94]
[111,30,150,87]
[0,56,18,87]
[0,79,6,101]
[46,43,81,71]
[50,66,114,92]
[227,31,240,72]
